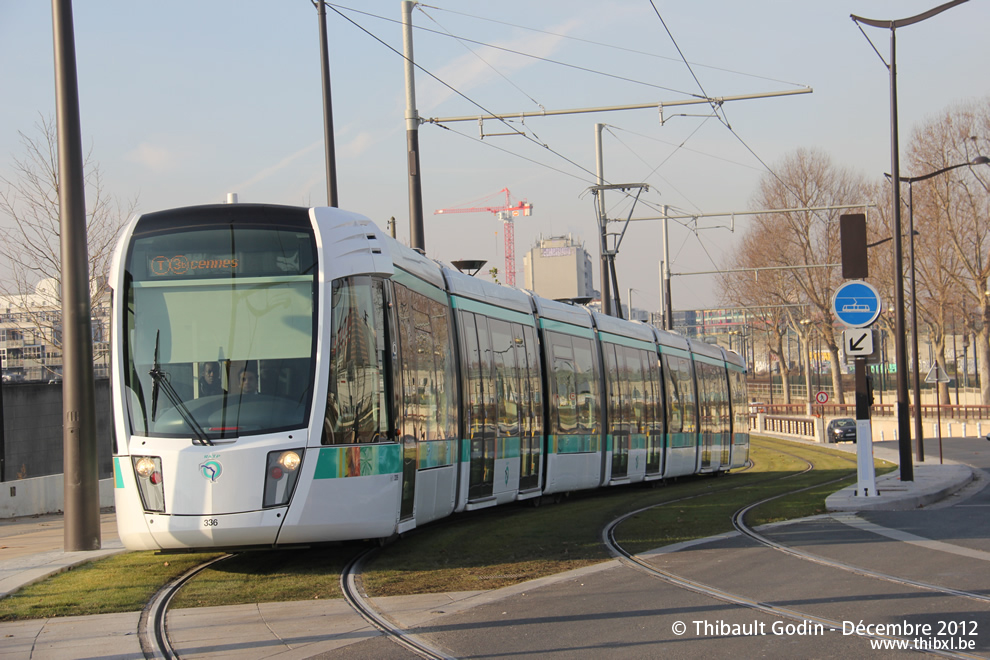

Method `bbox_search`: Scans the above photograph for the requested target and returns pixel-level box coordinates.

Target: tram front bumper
[129,508,288,550]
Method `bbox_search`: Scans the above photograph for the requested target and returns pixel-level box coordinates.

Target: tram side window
[729,369,748,435]
[490,319,520,437]
[662,354,696,435]
[550,334,577,434]
[573,336,600,433]
[549,332,599,436]
[322,277,388,445]
[522,325,543,438]
[696,362,714,434]
[604,344,624,433]
[460,312,485,438]
[695,362,728,435]
[394,283,457,442]
[626,346,650,434]
[645,353,662,433]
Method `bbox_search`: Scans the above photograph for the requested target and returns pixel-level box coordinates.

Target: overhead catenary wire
[327,2,708,98]
[327,5,607,185]
[413,3,811,90]
[643,2,814,214]
[330,2,812,218]
[415,4,546,113]
[329,1,821,306]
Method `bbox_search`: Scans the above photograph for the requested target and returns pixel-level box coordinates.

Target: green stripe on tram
[693,353,725,367]
[314,444,402,479]
[599,332,655,352]
[417,440,458,469]
[393,268,448,304]
[450,295,536,326]
[113,457,125,488]
[498,437,521,459]
[539,318,595,339]
[668,432,697,448]
[606,434,649,451]
[550,434,601,454]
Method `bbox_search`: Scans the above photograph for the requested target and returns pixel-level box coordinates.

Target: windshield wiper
[149,330,213,446]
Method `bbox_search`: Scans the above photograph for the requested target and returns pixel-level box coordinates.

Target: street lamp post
[899,155,990,461]
[800,319,813,405]
[851,0,971,481]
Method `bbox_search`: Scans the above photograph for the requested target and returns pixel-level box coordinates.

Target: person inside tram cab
[198,361,223,397]
[238,367,258,395]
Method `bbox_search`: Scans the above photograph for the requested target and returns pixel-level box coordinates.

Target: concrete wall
[0,474,115,518]
[1,380,116,518]
[1,380,114,481]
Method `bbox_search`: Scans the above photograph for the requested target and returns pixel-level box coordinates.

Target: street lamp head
[971,155,990,166]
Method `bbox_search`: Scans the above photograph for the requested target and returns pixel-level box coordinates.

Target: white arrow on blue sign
[832,281,881,328]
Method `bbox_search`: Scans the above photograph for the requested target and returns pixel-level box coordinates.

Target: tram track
[136,441,898,659]
[137,544,453,659]
[340,545,456,660]
[602,446,988,659]
[139,553,234,659]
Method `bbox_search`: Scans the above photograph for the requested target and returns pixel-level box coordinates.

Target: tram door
[646,353,664,476]
[605,344,629,480]
[515,325,541,492]
[391,283,416,522]
[462,313,495,501]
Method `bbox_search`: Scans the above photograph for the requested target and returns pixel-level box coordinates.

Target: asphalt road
[317,436,990,659]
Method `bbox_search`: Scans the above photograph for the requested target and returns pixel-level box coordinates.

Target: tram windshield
[122,207,317,439]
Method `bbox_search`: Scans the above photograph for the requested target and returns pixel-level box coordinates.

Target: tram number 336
[203,518,220,527]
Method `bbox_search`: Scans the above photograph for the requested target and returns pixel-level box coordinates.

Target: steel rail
[340,546,456,660]
[139,553,234,659]
[602,447,985,660]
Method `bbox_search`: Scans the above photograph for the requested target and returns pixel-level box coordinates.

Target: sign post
[832,278,880,497]
[925,364,951,464]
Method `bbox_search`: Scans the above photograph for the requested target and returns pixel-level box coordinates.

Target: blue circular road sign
[832,281,881,327]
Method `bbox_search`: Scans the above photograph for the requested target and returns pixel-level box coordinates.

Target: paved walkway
[0,442,980,659]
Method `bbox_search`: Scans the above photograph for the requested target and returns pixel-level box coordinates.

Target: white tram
[110,204,749,551]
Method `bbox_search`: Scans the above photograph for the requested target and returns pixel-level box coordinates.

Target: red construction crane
[434,188,533,287]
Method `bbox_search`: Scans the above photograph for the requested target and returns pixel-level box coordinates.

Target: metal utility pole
[661,205,672,330]
[595,124,611,316]
[315,0,338,207]
[52,0,101,551]
[851,0,970,481]
[402,0,425,252]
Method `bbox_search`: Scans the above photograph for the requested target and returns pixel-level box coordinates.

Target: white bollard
[880,430,885,442]
[962,422,967,438]
[948,422,953,437]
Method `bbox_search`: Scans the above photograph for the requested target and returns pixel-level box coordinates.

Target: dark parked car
[827,418,858,443]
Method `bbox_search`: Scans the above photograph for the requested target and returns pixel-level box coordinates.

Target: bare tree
[728,148,873,404]
[719,221,798,403]
[906,98,990,404]
[0,115,137,378]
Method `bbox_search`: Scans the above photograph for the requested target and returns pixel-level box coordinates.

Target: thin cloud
[423,17,583,111]
[229,140,322,191]
[125,142,178,173]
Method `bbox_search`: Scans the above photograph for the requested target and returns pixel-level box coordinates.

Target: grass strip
[0,437,891,619]
[0,552,220,622]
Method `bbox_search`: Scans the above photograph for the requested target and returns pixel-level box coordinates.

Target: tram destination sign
[832,281,881,328]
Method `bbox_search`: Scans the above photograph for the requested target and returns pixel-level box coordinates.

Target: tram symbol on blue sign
[832,281,881,328]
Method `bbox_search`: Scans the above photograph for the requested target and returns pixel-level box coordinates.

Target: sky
[2,0,989,315]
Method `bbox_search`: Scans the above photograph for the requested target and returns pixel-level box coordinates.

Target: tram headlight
[131,456,165,513]
[263,449,304,508]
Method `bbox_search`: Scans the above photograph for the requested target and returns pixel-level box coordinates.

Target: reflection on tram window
[323,277,388,445]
